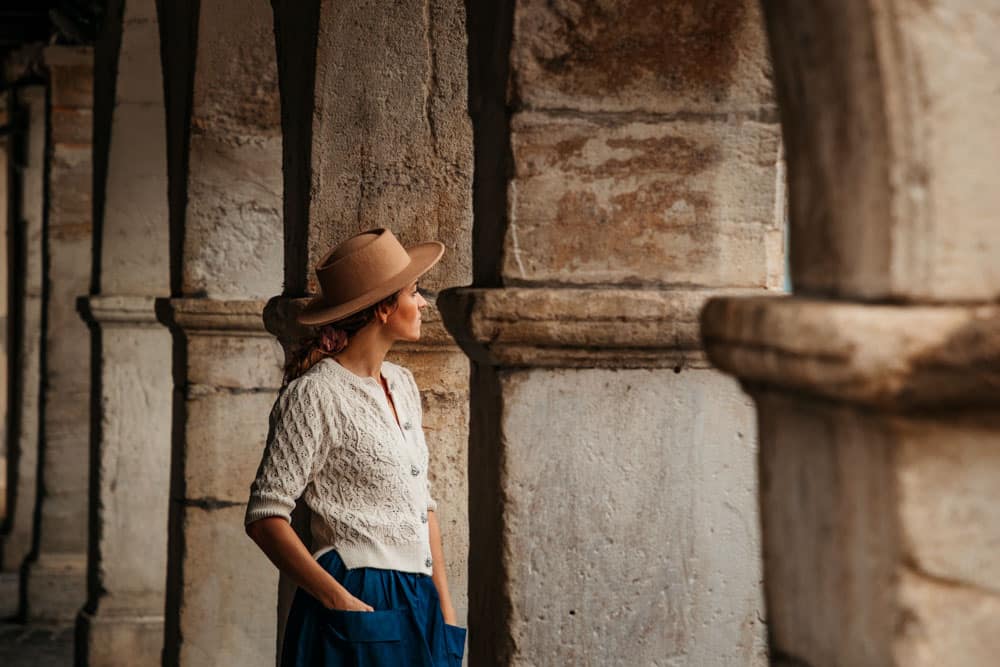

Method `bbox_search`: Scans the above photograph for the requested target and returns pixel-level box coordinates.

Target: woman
[245,228,465,666]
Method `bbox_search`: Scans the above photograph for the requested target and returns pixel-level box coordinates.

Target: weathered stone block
[186,334,283,390]
[512,0,773,114]
[756,391,1000,667]
[184,0,282,299]
[184,389,278,502]
[184,136,283,299]
[506,113,783,287]
[308,0,473,294]
[498,367,765,664]
[50,107,93,145]
[47,61,94,108]
[178,505,279,667]
[896,416,1000,596]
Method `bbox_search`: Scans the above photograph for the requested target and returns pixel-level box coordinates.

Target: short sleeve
[244,377,332,525]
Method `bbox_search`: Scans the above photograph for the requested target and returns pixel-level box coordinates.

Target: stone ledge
[81,295,161,327]
[157,298,269,334]
[437,286,769,368]
[701,296,1000,409]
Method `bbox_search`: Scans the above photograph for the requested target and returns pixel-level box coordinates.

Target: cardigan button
[403,420,412,430]
[425,557,433,568]
[410,464,420,476]
[420,512,428,523]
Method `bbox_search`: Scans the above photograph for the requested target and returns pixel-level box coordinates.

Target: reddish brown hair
[284,291,400,383]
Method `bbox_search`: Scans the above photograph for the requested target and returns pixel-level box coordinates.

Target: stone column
[702,2,1000,666]
[0,84,45,620]
[267,0,474,639]
[158,2,284,665]
[76,0,172,662]
[23,46,94,622]
[0,95,8,527]
[439,2,782,664]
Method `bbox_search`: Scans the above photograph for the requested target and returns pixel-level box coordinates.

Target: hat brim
[296,241,445,327]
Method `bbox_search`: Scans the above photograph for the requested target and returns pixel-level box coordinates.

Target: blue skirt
[281,550,466,666]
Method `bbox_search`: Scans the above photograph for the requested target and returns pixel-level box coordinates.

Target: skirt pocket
[443,623,467,666]
[322,608,412,665]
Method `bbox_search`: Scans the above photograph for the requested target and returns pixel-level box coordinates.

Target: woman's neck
[332,326,394,380]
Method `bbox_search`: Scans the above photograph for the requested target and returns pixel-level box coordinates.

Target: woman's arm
[427,510,457,625]
[246,516,372,612]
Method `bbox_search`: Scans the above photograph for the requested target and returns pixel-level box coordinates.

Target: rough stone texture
[308,0,473,295]
[79,298,172,665]
[183,0,282,299]
[506,114,784,288]
[500,368,765,665]
[0,86,46,619]
[164,299,283,667]
[24,48,93,622]
[702,296,1000,409]
[755,392,1000,667]
[511,0,773,114]
[762,0,1000,302]
[177,505,279,667]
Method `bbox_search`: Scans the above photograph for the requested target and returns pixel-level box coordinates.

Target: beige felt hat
[297,228,445,327]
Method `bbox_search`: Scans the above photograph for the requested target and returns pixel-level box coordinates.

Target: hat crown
[315,228,411,306]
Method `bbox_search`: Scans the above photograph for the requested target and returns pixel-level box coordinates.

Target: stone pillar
[439,2,781,663]
[0,83,45,620]
[702,2,1000,666]
[159,2,284,665]
[0,95,8,526]
[76,0,172,662]
[267,0,474,641]
[22,46,93,622]
[0,84,45,620]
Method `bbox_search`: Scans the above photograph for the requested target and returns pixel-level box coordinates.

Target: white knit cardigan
[244,358,437,575]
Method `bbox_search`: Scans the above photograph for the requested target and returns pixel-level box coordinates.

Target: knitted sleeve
[244,376,333,525]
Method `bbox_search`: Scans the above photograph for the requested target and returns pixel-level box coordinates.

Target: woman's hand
[440,602,458,626]
[246,517,373,613]
[327,589,374,612]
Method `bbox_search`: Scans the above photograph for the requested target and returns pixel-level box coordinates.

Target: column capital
[157,298,270,336]
[437,286,771,369]
[701,296,1000,410]
[80,295,161,328]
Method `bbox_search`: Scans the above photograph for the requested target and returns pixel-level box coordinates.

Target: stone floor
[0,623,73,666]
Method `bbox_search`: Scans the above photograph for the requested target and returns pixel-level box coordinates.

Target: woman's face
[384,280,428,341]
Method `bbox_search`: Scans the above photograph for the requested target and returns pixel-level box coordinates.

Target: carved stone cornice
[437,286,770,368]
[701,296,1000,410]
[81,295,162,328]
[157,298,270,335]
